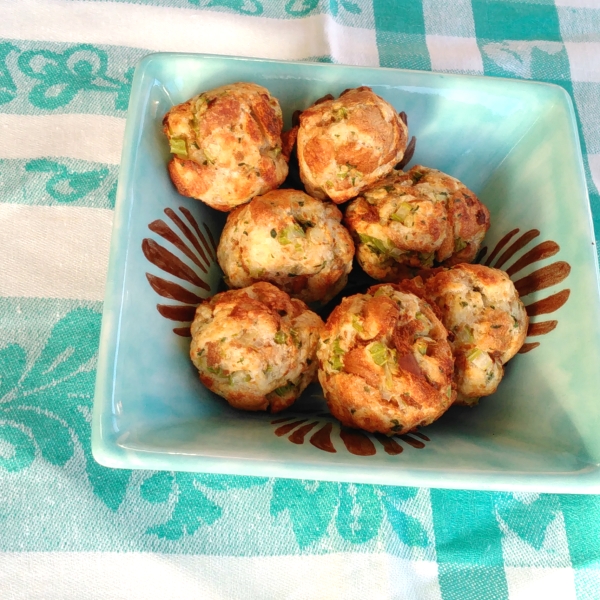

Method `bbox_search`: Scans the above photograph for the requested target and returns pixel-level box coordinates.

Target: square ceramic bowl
[92,52,600,493]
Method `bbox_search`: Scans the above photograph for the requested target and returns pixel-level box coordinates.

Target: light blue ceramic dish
[92,52,600,492]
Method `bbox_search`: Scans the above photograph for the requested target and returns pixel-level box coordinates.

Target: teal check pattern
[1,1,599,598]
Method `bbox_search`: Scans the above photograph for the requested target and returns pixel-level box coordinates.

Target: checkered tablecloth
[1,1,599,598]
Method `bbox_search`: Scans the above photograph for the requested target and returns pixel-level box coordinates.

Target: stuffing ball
[296,87,408,204]
[423,264,528,405]
[217,189,354,304]
[190,282,323,413]
[316,283,455,435]
[344,166,491,281]
[163,82,288,211]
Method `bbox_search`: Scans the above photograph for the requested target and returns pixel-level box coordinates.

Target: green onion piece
[203,148,216,164]
[419,252,435,268]
[290,328,301,348]
[294,218,314,233]
[463,325,475,343]
[512,316,519,329]
[390,202,414,224]
[273,381,295,397]
[169,137,188,158]
[332,106,348,121]
[330,356,343,370]
[278,225,305,246]
[369,342,388,366]
[249,267,266,278]
[416,339,428,355]
[454,237,468,252]
[351,314,363,332]
[364,188,387,202]
[274,330,287,344]
[207,366,231,384]
[390,419,402,432]
[330,338,345,371]
[466,348,493,370]
[446,386,452,399]
[412,171,425,183]
[358,233,390,256]
[466,348,482,361]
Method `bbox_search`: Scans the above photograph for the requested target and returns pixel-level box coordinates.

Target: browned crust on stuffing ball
[317,288,455,435]
[190,282,323,413]
[281,126,298,161]
[168,158,221,208]
[297,87,408,204]
[217,189,355,304]
[344,165,490,281]
[423,264,528,401]
[163,82,288,211]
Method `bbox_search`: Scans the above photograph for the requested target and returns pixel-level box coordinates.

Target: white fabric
[565,42,600,82]
[0,114,125,164]
[426,35,484,74]
[504,567,577,600]
[588,155,600,193]
[0,0,379,65]
[0,552,442,600]
[0,205,113,300]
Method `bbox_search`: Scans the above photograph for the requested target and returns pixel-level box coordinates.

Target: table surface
[1,1,599,599]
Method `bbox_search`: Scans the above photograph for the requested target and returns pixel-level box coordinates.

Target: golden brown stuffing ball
[163,82,288,211]
[217,189,354,304]
[190,282,323,413]
[344,166,491,281]
[296,87,408,204]
[423,264,528,405]
[316,283,455,435]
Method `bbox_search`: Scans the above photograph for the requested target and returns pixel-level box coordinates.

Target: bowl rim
[92,51,600,493]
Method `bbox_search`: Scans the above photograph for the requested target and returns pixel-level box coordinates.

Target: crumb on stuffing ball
[217,189,354,304]
[296,87,408,204]
[344,166,491,281]
[163,82,288,211]
[190,282,323,412]
[316,283,456,435]
[423,263,528,405]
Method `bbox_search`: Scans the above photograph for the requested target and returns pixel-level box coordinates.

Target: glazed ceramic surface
[92,53,600,492]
